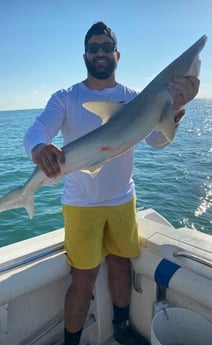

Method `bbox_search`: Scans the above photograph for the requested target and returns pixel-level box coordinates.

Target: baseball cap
[84,21,117,51]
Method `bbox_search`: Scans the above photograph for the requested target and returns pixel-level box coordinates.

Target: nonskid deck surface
[48,336,120,345]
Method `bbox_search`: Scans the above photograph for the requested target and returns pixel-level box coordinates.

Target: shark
[0,35,207,218]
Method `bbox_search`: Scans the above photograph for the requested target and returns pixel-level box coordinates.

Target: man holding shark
[24,22,200,345]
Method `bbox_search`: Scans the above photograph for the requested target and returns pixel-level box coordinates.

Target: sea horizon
[0,98,211,247]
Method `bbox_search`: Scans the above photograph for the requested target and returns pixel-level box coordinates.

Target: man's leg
[64,266,99,345]
[107,254,131,308]
[107,254,131,327]
[107,254,150,345]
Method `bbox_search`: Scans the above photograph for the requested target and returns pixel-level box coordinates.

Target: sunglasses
[86,42,117,54]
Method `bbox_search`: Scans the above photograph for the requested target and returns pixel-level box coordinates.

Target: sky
[1,0,212,110]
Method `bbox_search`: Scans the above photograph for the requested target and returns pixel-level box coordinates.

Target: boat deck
[0,209,211,345]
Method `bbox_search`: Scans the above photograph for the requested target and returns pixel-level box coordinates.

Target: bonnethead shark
[0,35,207,218]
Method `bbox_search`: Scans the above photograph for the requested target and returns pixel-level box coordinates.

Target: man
[24,22,199,345]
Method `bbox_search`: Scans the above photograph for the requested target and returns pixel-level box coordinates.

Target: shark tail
[0,185,34,219]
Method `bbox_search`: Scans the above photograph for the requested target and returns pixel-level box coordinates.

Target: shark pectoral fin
[82,102,125,124]
[80,164,104,177]
[155,90,176,143]
[156,115,176,143]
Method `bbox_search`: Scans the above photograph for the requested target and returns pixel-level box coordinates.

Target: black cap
[84,21,117,51]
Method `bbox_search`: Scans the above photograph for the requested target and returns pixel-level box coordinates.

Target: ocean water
[0,99,211,247]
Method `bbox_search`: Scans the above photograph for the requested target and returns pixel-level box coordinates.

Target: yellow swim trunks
[63,198,141,269]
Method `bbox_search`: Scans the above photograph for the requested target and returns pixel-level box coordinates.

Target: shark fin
[0,185,35,219]
[155,90,176,143]
[23,191,35,219]
[156,115,176,143]
[80,164,104,177]
[83,102,125,124]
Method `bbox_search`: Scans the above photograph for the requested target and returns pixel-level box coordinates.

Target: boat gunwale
[0,242,65,274]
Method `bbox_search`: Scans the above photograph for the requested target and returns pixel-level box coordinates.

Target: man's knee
[71,266,100,297]
[106,255,131,272]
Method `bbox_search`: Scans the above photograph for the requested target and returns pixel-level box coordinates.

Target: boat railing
[0,242,65,274]
[1,246,211,274]
[173,251,212,269]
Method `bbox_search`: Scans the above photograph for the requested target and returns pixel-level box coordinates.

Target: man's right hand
[32,143,65,178]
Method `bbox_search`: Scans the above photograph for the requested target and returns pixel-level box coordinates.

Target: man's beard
[84,55,117,79]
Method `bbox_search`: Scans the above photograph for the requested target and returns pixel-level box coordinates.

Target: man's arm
[24,91,67,178]
[32,143,65,178]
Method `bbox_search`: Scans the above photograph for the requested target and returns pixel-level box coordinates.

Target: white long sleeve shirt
[24,82,170,206]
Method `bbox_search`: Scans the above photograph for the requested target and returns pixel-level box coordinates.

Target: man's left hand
[168,76,200,111]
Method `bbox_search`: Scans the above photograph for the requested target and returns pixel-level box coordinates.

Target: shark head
[147,35,207,92]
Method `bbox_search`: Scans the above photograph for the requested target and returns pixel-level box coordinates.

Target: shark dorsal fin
[83,101,125,124]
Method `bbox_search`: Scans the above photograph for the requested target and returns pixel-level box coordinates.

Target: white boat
[0,208,211,345]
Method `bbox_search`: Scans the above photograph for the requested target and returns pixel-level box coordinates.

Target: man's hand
[168,76,200,111]
[32,143,65,178]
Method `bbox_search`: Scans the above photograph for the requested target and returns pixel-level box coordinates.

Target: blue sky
[1,0,212,110]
